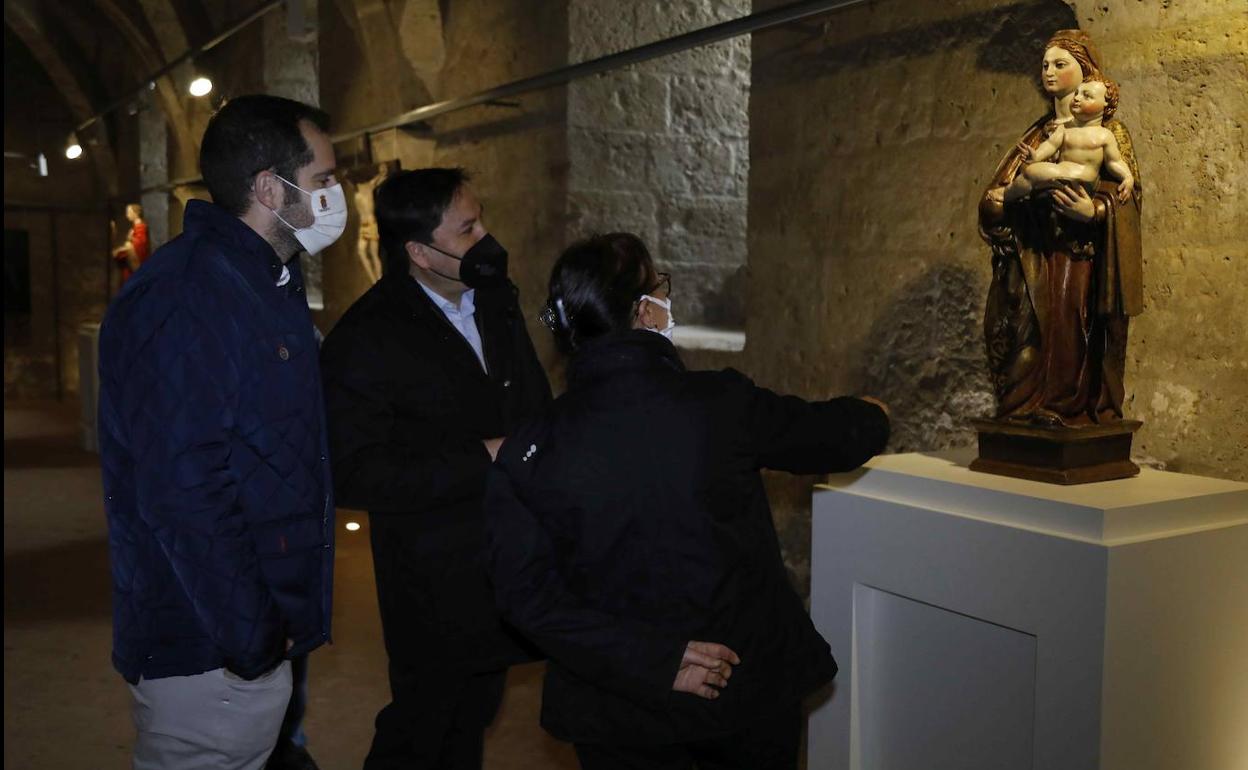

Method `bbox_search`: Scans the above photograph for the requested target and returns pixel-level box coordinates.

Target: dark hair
[542,233,656,354]
[199,95,330,216]
[374,168,470,277]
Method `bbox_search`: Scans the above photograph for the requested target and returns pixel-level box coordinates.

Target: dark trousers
[364,665,505,770]
[573,706,801,770]
[365,523,507,770]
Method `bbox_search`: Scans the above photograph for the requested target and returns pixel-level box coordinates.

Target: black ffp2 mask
[426,234,509,288]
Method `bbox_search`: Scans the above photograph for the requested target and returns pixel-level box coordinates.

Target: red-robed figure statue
[112,203,150,285]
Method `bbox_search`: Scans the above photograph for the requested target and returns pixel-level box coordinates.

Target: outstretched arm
[733,370,890,474]
[1029,127,1063,163]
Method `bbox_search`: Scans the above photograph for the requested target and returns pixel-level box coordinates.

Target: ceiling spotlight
[65,142,83,160]
[188,76,213,97]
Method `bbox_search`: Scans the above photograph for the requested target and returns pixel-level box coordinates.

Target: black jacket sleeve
[321,331,493,514]
[732,370,891,474]
[484,463,686,708]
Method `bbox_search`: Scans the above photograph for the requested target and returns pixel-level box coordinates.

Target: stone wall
[734,0,1248,591]
[567,0,751,328]
[4,30,114,400]
[315,0,571,373]
[2,208,111,399]
[138,96,170,253]
[264,0,323,309]
[1069,0,1248,479]
[135,0,182,256]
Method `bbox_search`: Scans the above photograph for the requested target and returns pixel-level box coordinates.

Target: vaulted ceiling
[3,0,211,196]
[5,0,446,200]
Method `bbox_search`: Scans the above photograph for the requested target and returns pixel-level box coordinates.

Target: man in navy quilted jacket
[97,95,341,770]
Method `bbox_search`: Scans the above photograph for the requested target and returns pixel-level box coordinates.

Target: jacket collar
[182,200,291,287]
[567,329,685,389]
[415,279,477,318]
[380,272,510,326]
[380,272,451,324]
[379,272,508,379]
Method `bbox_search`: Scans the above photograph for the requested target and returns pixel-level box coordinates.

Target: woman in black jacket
[484,233,890,769]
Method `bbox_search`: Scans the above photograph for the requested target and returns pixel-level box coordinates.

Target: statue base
[969,418,1142,485]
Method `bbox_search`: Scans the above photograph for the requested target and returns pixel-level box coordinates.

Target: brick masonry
[568,0,751,328]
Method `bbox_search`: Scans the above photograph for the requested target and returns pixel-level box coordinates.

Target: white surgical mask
[270,174,347,256]
[639,294,676,340]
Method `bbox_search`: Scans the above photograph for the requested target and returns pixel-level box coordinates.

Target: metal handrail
[75,0,284,135]
[330,0,869,143]
[140,0,869,193]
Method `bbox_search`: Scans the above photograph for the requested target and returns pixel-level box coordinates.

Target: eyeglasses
[646,272,672,298]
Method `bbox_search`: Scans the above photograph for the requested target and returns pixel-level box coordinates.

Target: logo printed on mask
[269,173,348,256]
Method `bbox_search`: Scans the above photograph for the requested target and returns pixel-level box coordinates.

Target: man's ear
[405,241,429,270]
[253,170,284,211]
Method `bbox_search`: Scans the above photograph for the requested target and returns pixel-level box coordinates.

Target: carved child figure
[1005,78,1133,204]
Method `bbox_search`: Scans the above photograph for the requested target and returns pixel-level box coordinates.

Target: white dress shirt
[417,280,488,373]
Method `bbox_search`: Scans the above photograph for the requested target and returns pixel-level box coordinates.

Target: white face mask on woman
[270,173,348,256]
[639,294,676,340]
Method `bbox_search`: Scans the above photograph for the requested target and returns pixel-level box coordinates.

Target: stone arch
[4,0,121,195]
[397,0,446,93]
[351,0,438,111]
[85,0,199,176]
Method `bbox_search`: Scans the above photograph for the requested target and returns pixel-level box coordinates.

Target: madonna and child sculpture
[973,29,1144,484]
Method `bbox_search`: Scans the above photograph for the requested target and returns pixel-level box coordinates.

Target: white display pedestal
[807,450,1248,770]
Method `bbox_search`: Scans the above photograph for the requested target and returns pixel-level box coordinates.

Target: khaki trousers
[127,661,292,770]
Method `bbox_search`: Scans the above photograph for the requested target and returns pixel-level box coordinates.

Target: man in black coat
[320,168,551,770]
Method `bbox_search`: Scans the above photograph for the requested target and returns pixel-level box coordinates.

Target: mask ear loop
[422,241,466,263]
[638,294,671,311]
[255,171,303,231]
[637,294,671,330]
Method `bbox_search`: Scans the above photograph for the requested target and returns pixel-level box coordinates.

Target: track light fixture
[189,76,213,97]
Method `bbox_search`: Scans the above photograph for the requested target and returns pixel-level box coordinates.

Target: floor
[3,400,578,770]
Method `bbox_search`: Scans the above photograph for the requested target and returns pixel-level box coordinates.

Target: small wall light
[188,76,213,97]
[345,521,361,532]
